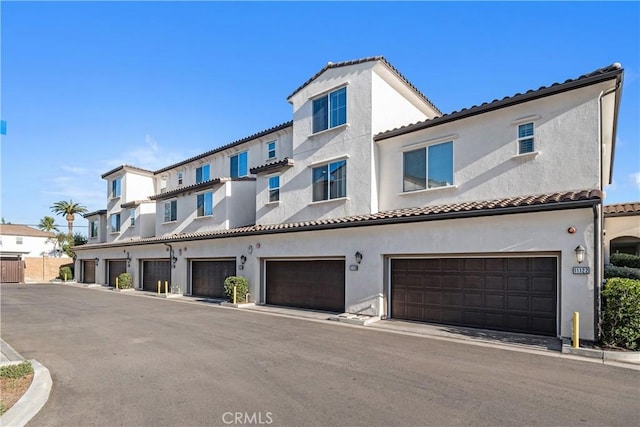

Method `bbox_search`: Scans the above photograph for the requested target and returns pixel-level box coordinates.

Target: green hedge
[609,253,640,269]
[224,276,249,303]
[604,264,640,280]
[58,266,73,281]
[600,278,640,350]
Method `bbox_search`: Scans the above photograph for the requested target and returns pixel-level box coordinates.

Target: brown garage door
[108,260,127,287]
[266,260,345,313]
[391,257,557,336]
[82,260,95,284]
[191,260,236,298]
[0,259,24,283]
[142,260,171,292]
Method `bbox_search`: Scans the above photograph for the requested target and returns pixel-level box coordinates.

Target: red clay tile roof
[149,177,256,201]
[375,63,623,141]
[286,56,442,115]
[0,224,54,238]
[604,202,640,216]
[250,158,295,174]
[76,189,602,250]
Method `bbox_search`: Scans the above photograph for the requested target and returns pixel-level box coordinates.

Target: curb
[561,344,640,365]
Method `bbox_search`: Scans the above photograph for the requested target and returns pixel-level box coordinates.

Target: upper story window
[163,200,177,223]
[518,122,535,154]
[110,177,122,198]
[267,141,277,160]
[268,175,280,203]
[16,236,23,245]
[313,86,347,133]
[160,177,167,193]
[110,213,121,233]
[196,165,210,184]
[403,141,454,192]
[230,152,248,178]
[178,172,183,185]
[90,221,98,238]
[197,191,213,217]
[312,160,347,202]
[129,209,136,227]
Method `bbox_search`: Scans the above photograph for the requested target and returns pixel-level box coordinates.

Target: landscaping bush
[600,277,640,350]
[604,264,640,280]
[609,253,640,269]
[58,266,73,281]
[0,362,33,379]
[224,276,249,303]
[117,272,133,289]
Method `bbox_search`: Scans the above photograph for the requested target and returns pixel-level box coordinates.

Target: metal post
[116,277,119,289]
[165,281,168,295]
[572,312,580,348]
[233,285,237,304]
[157,280,161,295]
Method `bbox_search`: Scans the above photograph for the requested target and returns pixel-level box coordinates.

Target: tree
[38,216,60,233]
[72,232,87,246]
[50,200,87,238]
[47,232,68,257]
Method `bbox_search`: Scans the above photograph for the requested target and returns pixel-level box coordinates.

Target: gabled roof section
[250,157,295,175]
[154,121,293,174]
[76,189,602,250]
[0,224,54,238]
[149,177,256,201]
[83,209,107,218]
[286,56,442,115]
[604,202,640,217]
[375,63,623,141]
[101,164,154,179]
[121,200,154,209]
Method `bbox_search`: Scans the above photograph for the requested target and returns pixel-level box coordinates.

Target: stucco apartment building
[75,57,625,341]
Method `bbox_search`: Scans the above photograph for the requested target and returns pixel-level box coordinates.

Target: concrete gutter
[561,341,640,365]
[0,339,52,427]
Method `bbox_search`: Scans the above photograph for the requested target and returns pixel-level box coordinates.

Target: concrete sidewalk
[0,338,52,427]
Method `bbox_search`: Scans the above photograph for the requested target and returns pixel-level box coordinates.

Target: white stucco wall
[377,81,613,211]
[1,234,57,257]
[75,206,598,340]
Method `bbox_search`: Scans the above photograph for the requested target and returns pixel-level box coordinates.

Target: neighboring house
[74,57,624,342]
[603,203,640,262]
[0,224,57,283]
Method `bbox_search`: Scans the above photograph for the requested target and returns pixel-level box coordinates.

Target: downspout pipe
[163,242,174,268]
[593,204,602,342]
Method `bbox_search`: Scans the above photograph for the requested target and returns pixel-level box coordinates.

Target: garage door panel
[142,261,171,292]
[82,261,95,284]
[391,257,557,336]
[266,260,345,313]
[108,260,127,287]
[191,260,236,298]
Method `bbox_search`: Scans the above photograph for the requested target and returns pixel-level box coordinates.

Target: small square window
[178,172,183,185]
[267,141,277,159]
[16,236,23,245]
[518,122,535,154]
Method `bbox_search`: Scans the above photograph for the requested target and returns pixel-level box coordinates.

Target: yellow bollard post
[165,281,168,295]
[233,285,237,304]
[116,277,119,289]
[64,272,67,281]
[572,312,580,348]
[157,280,161,296]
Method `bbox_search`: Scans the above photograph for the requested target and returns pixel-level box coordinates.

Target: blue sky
[1,1,638,234]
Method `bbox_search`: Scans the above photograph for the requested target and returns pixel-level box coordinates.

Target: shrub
[609,253,640,269]
[0,361,33,379]
[117,272,132,289]
[58,266,73,281]
[224,276,249,303]
[604,264,640,280]
[600,278,640,350]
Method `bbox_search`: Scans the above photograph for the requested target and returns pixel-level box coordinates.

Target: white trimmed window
[129,209,136,227]
[518,122,535,154]
[312,160,347,201]
[178,172,183,185]
[312,87,347,133]
[268,175,280,202]
[90,221,98,238]
[110,213,121,233]
[110,177,122,198]
[196,165,210,184]
[197,191,213,217]
[16,236,23,245]
[230,152,248,178]
[403,141,454,192]
[266,141,277,160]
[163,200,177,222]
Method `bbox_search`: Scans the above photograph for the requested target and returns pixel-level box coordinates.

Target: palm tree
[50,200,88,238]
[38,216,60,233]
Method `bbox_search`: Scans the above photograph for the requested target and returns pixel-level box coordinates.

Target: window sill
[195,215,214,220]
[308,197,349,206]
[162,221,177,225]
[399,185,458,196]
[109,196,121,200]
[265,201,281,206]
[308,123,349,138]
[511,151,540,160]
[109,231,120,234]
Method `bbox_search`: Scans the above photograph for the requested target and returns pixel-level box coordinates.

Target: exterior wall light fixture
[575,245,586,264]
[355,251,363,264]
[240,255,247,265]
[95,257,99,266]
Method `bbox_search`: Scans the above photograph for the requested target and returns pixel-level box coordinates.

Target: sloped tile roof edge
[286,56,442,115]
[149,177,256,201]
[0,224,55,238]
[375,63,623,141]
[604,202,640,216]
[83,209,107,218]
[101,164,154,179]
[75,189,602,251]
[250,158,295,174]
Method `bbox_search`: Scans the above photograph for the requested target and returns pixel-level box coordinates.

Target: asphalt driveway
[1,283,638,426]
